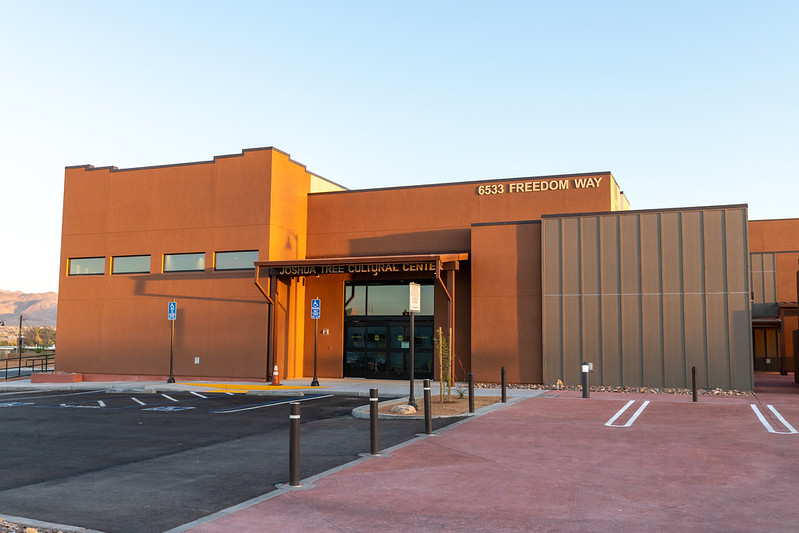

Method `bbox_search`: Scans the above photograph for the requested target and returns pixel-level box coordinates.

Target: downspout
[254,266,276,380]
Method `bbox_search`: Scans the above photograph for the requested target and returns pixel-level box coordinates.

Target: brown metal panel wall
[681,211,707,388]
[726,209,754,390]
[580,217,602,380]
[542,218,564,383]
[703,210,730,388]
[620,215,644,386]
[660,212,686,388]
[750,252,778,317]
[542,207,753,389]
[600,216,623,385]
[562,217,582,384]
[639,213,664,387]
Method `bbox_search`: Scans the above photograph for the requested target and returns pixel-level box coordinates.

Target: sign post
[408,283,421,408]
[167,301,177,383]
[310,298,321,386]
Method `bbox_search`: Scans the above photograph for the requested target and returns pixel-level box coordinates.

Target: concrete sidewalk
[0,375,546,399]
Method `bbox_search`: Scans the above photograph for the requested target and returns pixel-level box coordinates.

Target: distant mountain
[0,290,58,327]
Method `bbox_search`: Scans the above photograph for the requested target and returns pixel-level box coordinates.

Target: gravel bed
[475,382,754,396]
[0,519,66,533]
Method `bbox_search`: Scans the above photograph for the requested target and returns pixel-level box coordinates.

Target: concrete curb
[350,393,538,419]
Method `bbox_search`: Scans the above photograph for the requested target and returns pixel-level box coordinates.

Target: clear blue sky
[2,1,797,294]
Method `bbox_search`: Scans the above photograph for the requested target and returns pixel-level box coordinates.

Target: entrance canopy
[255,253,467,278]
[253,253,468,302]
[252,253,468,374]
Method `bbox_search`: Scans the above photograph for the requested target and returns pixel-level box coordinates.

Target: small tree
[23,326,56,348]
[38,327,56,347]
[435,327,458,403]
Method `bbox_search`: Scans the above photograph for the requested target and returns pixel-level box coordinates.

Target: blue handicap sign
[168,301,177,321]
[311,298,321,319]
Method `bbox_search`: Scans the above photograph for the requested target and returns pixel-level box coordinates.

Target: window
[164,253,205,272]
[215,250,258,271]
[68,257,105,276]
[345,282,434,316]
[112,255,151,274]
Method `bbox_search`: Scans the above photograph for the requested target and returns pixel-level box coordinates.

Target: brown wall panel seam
[636,213,644,387]
[658,213,665,388]
[617,215,625,386]
[679,212,688,386]
[720,209,730,390]
[700,212,711,388]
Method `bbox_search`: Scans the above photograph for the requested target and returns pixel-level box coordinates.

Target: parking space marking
[605,400,650,427]
[131,397,146,406]
[98,400,106,407]
[750,404,798,435]
[210,394,334,414]
[143,405,196,412]
[0,402,35,407]
[58,403,101,409]
[161,394,179,402]
[190,391,207,399]
[9,390,105,401]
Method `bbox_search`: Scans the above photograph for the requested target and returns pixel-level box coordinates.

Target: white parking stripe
[605,400,650,427]
[213,394,334,414]
[750,404,798,435]
[161,394,179,402]
[768,405,798,434]
[190,391,207,399]
[98,400,106,407]
[131,397,146,406]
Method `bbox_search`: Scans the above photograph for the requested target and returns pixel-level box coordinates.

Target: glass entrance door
[345,318,433,379]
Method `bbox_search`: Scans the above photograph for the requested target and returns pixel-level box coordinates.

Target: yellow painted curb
[178,382,328,393]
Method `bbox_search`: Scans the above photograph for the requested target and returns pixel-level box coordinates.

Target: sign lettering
[476,176,604,196]
[275,262,436,277]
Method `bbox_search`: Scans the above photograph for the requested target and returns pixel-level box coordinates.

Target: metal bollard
[581,362,590,399]
[501,366,507,403]
[423,379,432,435]
[289,402,301,486]
[468,372,475,413]
[692,366,698,403]
[370,388,379,455]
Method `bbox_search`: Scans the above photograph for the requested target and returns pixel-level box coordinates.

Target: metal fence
[1,351,55,381]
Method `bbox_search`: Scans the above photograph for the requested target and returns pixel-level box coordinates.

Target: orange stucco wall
[301,172,617,382]
[57,161,621,383]
[749,219,799,382]
[56,148,322,380]
[470,222,543,383]
[749,219,799,303]
[306,173,615,258]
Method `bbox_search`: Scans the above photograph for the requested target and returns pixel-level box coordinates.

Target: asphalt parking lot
[0,389,461,533]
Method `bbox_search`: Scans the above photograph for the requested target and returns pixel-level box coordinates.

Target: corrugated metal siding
[750,252,778,317]
[542,207,753,390]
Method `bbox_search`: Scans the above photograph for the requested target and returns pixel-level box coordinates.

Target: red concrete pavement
[182,375,799,533]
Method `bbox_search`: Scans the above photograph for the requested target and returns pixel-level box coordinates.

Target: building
[55,147,799,390]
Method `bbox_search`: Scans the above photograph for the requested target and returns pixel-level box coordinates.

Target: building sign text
[476,176,603,196]
[275,262,437,277]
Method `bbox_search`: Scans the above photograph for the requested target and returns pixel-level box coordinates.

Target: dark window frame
[111,254,151,275]
[163,252,206,273]
[68,257,106,276]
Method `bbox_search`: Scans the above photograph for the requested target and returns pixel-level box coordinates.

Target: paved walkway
[174,374,799,533]
[2,374,798,532]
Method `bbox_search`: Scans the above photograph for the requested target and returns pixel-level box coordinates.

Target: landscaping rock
[390,404,417,415]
